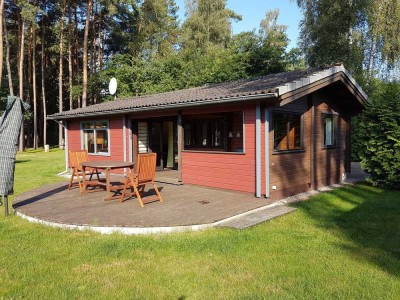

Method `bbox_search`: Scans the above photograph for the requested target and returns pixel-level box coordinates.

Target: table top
[81,161,134,170]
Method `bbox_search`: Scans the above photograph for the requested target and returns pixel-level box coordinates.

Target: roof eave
[47,92,279,121]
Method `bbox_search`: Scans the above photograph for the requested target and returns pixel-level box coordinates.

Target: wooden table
[81,161,135,201]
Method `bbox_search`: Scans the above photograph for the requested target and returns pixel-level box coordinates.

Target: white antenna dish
[109,77,117,95]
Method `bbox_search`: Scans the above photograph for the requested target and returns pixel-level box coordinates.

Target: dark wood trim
[310,97,315,190]
[346,115,351,173]
[177,111,183,182]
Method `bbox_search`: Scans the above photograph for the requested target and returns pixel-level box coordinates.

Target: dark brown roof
[48,65,366,120]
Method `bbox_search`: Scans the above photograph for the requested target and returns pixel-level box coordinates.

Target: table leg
[104,169,112,201]
[81,166,87,193]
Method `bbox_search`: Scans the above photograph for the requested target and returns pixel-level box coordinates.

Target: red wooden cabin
[48,65,367,200]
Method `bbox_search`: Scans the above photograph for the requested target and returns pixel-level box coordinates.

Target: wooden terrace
[13,176,274,233]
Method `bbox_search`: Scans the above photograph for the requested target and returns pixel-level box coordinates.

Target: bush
[358,82,400,188]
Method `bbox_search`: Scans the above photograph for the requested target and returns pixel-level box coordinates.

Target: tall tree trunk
[74,7,80,108]
[68,9,73,110]
[41,8,47,147]
[2,8,12,95]
[32,22,38,149]
[59,0,66,148]
[0,0,4,90]
[82,0,93,108]
[19,20,25,152]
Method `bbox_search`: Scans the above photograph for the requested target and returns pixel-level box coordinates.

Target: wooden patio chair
[120,153,163,207]
[68,150,100,192]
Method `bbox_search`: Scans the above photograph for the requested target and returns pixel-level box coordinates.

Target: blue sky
[174,0,303,49]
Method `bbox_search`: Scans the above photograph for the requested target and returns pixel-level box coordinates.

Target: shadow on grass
[15,160,30,164]
[293,183,400,277]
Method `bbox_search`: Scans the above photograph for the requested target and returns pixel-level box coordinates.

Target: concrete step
[217,205,297,229]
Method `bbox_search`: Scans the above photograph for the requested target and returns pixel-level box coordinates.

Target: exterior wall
[312,93,349,188]
[65,91,351,197]
[182,104,257,193]
[268,97,312,199]
[67,116,128,173]
[268,92,350,200]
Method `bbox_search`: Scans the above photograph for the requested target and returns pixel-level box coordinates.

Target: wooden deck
[13,178,273,228]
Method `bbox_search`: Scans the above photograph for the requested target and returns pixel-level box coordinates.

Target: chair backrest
[69,150,89,169]
[136,153,157,184]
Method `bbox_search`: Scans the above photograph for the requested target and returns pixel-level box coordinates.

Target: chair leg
[120,180,128,203]
[68,169,75,189]
[153,182,163,203]
[76,171,84,193]
[134,185,144,207]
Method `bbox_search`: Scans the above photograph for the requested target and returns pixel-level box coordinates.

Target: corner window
[81,121,110,154]
[183,112,244,152]
[323,114,337,147]
[274,112,303,151]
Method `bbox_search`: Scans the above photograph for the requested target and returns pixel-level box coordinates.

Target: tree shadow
[12,184,68,208]
[293,183,400,277]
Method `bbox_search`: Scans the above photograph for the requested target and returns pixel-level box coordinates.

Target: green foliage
[358,82,400,188]
[182,0,241,50]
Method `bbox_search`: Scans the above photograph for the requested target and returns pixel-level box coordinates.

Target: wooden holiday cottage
[48,65,367,200]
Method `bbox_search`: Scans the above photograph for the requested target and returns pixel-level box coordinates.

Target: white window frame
[80,120,111,156]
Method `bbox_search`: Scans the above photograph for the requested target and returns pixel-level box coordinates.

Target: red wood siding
[67,116,127,173]
[182,105,256,193]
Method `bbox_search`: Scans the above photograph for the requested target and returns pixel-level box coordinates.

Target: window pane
[274,113,288,150]
[228,112,244,152]
[324,115,334,146]
[288,115,301,149]
[97,130,109,153]
[274,113,302,151]
[84,130,95,153]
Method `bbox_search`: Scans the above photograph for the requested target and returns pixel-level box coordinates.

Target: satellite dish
[109,77,117,95]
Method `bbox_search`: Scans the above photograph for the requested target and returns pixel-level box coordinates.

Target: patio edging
[14,200,284,235]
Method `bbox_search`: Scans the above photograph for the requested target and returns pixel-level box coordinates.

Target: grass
[0,149,399,299]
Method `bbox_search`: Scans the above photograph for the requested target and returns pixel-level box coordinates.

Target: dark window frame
[322,112,338,148]
[183,111,244,153]
[273,111,304,152]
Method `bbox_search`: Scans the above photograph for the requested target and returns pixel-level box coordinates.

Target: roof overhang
[47,92,278,120]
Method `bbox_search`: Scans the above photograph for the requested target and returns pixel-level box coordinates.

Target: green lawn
[1,149,399,299]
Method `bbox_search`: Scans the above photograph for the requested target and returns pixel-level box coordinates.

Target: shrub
[358,82,400,188]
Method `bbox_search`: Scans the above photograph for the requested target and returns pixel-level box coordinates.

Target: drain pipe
[53,120,69,174]
[264,107,271,198]
[255,103,261,198]
[123,115,127,174]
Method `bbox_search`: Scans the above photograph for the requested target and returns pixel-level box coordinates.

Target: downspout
[264,107,270,198]
[64,121,68,172]
[255,103,261,198]
[123,115,127,174]
[52,120,69,174]
[128,118,133,163]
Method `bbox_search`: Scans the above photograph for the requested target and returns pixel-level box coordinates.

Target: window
[273,112,302,151]
[183,112,244,152]
[323,114,337,147]
[81,121,109,154]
